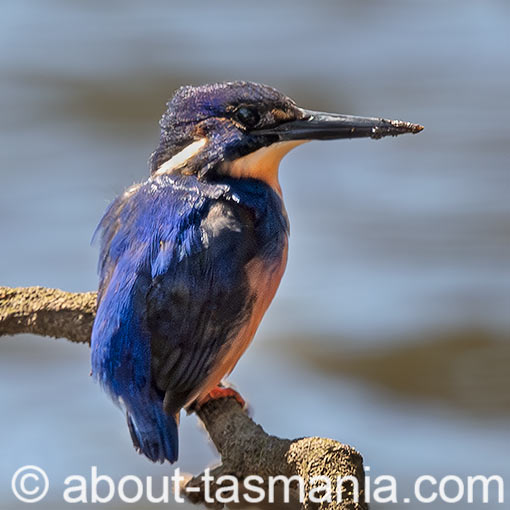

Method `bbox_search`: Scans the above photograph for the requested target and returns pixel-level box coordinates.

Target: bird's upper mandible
[148,81,422,187]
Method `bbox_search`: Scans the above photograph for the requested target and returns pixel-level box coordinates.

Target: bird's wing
[147,197,258,415]
[93,176,258,416]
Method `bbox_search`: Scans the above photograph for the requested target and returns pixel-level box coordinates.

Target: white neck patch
[155,138,207,175]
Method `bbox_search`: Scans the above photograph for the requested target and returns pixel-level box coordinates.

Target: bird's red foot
[196,384,246,409]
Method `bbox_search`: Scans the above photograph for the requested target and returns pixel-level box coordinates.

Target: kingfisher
[90,81,422,464]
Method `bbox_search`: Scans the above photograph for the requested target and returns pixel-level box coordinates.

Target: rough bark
[0,285,367,509]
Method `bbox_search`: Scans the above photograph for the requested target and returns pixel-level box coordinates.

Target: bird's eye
[234,106,260,128]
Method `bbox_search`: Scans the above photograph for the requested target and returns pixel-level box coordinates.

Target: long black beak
[253,108,423,141]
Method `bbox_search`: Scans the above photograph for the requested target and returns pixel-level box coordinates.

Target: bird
[90,81,423,464]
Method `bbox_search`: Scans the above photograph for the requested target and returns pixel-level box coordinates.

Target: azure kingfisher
[91,81,422,464]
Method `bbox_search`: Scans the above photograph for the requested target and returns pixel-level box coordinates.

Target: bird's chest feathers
[237,241,288,351]
[195,239,288,404]
[225,141,305,196]
[244,241,288,323]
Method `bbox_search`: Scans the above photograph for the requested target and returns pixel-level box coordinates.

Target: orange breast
[194,240,289,404]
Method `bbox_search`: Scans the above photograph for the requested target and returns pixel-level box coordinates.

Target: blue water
[1,1,509,508]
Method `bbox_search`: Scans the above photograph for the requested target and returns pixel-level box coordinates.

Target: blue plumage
[91,81,421,463]
[91,173,287,463]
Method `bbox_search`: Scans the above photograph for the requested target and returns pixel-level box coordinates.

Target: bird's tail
[126,402,178,464]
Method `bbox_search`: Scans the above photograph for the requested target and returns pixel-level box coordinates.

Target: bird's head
[150,81,423,191]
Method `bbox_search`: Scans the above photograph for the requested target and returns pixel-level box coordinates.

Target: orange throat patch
[224,140,307,196]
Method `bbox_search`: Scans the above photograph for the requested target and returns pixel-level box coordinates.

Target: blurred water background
[1,1,509,508]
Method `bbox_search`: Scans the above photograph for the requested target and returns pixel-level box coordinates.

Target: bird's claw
[195,383,246,410]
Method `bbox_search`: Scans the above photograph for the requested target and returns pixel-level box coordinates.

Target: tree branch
[0,285,368,509]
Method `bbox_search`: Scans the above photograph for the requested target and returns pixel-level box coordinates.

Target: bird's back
[91,173,288,462]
